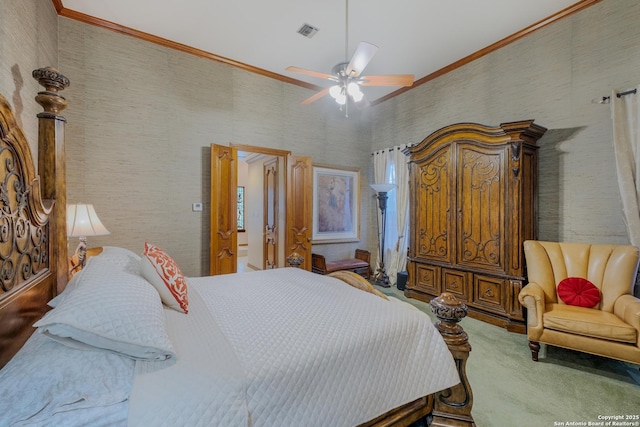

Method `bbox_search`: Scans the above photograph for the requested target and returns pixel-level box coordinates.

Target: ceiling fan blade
[301,87,331,105]
[286,66,336,81]
[345,42,378,77]
[359,74,415,87]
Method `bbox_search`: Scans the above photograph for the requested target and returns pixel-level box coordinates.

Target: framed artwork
[237,186,245,231]
[312,164,360,243]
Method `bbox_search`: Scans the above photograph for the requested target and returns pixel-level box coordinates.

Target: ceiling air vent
[297,23,319,38]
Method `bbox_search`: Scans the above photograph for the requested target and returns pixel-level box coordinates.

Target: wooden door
[414,145,454,264]
[264,158,279,269]
[285,154,312,270]
[456,142,505,272]
[210,144,238,275]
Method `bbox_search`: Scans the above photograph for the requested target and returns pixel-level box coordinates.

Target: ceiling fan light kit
[347,82,364,102]
[286,0,413,117]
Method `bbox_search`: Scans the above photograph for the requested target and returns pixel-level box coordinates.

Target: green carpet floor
[381,286,640,427]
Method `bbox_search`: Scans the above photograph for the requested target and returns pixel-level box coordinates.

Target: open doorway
[234,144,293,273]
[236,150,286,271]
[210,143,313,275]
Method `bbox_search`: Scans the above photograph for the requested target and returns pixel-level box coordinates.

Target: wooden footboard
[348,285,475,426]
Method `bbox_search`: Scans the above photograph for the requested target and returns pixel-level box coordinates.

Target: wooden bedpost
[430,292,475,427]
[33,67,70,294]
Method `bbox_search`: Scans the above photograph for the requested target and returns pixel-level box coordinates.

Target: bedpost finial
[286,251,305,268]
[430,292,469,346]
[32,67,70,93]
[32,67,70,116]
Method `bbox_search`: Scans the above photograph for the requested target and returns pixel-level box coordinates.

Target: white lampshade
[347,82,362,97]
[67,204,110,237]
[370,183,396,193]
[329,85,342,99]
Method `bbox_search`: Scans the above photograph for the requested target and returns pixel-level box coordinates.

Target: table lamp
[67,203,110,269]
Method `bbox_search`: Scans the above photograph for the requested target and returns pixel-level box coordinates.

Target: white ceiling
[59,0,585,103]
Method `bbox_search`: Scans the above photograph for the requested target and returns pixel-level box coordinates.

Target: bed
[0,67,475,426]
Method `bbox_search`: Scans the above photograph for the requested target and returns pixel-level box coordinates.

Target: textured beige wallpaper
[0,0,58,160]
[369,0,638,246]
[58,17,372,276]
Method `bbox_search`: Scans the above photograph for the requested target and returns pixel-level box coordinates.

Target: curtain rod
[371,144,413,156]
[592,88,637,104]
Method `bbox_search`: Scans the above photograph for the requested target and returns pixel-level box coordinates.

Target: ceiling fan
[286,0,414,115]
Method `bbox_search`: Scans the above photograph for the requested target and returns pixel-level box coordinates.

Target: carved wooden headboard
[0,67,69,368]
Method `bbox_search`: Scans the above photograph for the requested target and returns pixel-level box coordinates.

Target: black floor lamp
[371,183,395,287]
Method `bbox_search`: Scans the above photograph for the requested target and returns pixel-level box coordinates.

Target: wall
[58,17,373,276]
[370,0,639,246]
[0,0,58,160]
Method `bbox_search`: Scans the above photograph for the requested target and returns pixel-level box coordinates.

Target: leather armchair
[518,240,640,364]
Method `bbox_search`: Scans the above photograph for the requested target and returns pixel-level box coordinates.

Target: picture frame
[237,186,245,232]
[312,164,360,243]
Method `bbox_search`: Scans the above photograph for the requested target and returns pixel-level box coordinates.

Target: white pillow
[49,246,142,308]
[140,242,189,314]
[35,247,175,360]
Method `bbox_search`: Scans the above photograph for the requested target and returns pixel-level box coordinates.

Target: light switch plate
[192,202,203,212]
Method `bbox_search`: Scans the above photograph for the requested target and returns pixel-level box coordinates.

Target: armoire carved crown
[404,120,546,332]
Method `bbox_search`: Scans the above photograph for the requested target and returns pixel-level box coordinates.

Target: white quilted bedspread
[129,268,459,427]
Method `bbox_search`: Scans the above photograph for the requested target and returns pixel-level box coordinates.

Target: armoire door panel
[415,146,452,263]
[456,143,505,272]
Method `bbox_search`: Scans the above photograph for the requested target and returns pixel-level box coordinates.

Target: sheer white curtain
[371,146,410,286]
[386,146,410,284]
[611,85,640,297]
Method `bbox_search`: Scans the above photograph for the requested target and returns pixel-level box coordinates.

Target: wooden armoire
[404,120,546,333]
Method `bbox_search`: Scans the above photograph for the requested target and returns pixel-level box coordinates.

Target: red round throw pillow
[557,277,601,308]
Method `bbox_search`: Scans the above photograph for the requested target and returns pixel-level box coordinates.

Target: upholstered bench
[312,249,371,279]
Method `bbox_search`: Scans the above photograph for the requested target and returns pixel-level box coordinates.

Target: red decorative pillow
[557,277,601,308]
[141,242,188,313]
